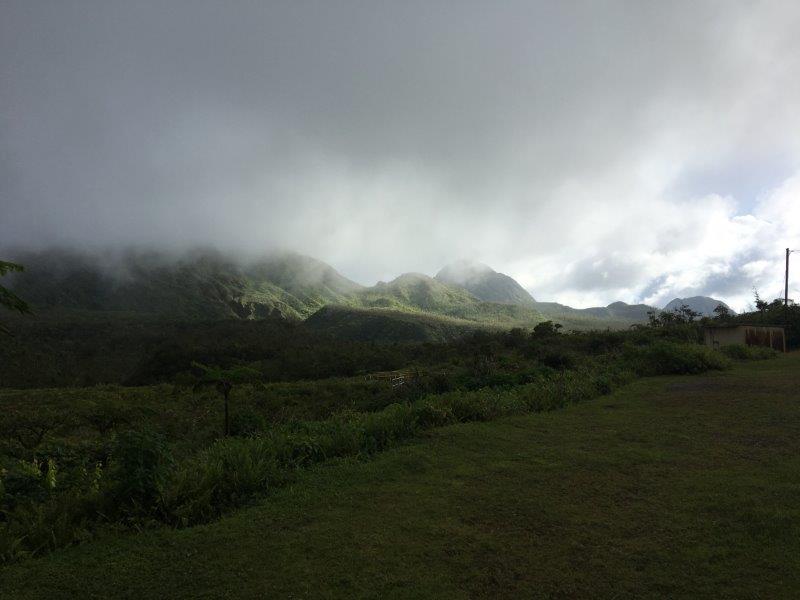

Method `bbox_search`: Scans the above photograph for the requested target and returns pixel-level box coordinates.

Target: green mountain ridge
[5,248,654,332]
[7,248,361,321]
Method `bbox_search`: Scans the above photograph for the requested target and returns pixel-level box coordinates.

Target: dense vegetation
[0,310,485,388]
[0,312,775,563]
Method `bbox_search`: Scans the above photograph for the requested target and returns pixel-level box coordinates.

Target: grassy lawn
[3,353,800,599]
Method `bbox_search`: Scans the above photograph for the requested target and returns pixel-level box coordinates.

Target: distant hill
[663,296,734,317]
[435,260,536,305]
[533,300,654,326]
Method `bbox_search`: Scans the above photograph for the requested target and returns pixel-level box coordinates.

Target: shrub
[105,428,173,518]
[229,408,267,437]
[0,410,66,453]
[163,436,281,525]
[0,491,94,561]
[719,344,776,361]
[82,401,133,435]
[626,341,731,376]
[540,350,576,370]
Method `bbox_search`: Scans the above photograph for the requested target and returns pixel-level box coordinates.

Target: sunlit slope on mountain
[242,252,364,317]
[353,273,478,313]
[351,272,544,327]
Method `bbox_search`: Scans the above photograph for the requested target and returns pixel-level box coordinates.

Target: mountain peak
[435,260,535,305]
[663,296,735,317]
[435,259,494,280]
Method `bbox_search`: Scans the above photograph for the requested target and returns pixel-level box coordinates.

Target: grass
[3,353,800,598]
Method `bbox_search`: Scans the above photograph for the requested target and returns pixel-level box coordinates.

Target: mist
[2,1,800,311]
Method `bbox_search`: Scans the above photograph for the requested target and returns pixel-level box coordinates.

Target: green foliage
[105,428,173,519]
[0,319,747,563]
[712,303,733,322]
[719,344,777,361]
[81,400,135,435]
[540,349,576,370]
[0,408,66,453]
[532,320,563,337]
[191,361,262,436]
[647,304,701,327]
[625,341,731,376]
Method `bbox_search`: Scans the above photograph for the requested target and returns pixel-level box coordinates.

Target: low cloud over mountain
[2,2,799,311]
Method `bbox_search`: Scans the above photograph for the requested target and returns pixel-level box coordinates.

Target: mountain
[5,248,362,320]
[351,272,549,327]
[663,296,735,317]
[435,260,536,305]
[242,252,363,316]
[5,247,656,332]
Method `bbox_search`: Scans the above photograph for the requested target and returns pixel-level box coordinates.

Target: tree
[753,288,769,316]
[647,305,699,327]
[712,303,732,321]
[191,362,261,436]
[532,320,563,337]
[675,304,701,323]
[0,260,31,335]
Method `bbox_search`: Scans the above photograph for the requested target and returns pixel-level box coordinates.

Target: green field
[2,352,799,598]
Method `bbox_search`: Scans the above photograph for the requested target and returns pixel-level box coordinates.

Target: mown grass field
[2,353,800,599]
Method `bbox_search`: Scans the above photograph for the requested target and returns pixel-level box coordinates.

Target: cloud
[1,1,799,311]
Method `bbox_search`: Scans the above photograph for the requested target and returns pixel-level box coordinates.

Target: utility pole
[787,248,792,308]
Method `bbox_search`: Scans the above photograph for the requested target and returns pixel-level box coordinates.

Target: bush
[0,490,94,561]
[719,344,777,361]
[229,408,267,437]
[163,436,283,525]
[540,350,577,370]
[82,401,134,435]
[0,457,100,563]
[105,428,173,519]
[626,341,731,376]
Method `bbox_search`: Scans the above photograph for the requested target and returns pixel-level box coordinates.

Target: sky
[1,1,799,311]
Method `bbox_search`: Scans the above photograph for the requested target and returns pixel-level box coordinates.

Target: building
[703,324,786,353]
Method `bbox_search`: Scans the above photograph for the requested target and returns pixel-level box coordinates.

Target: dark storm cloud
[2,1,800,309]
